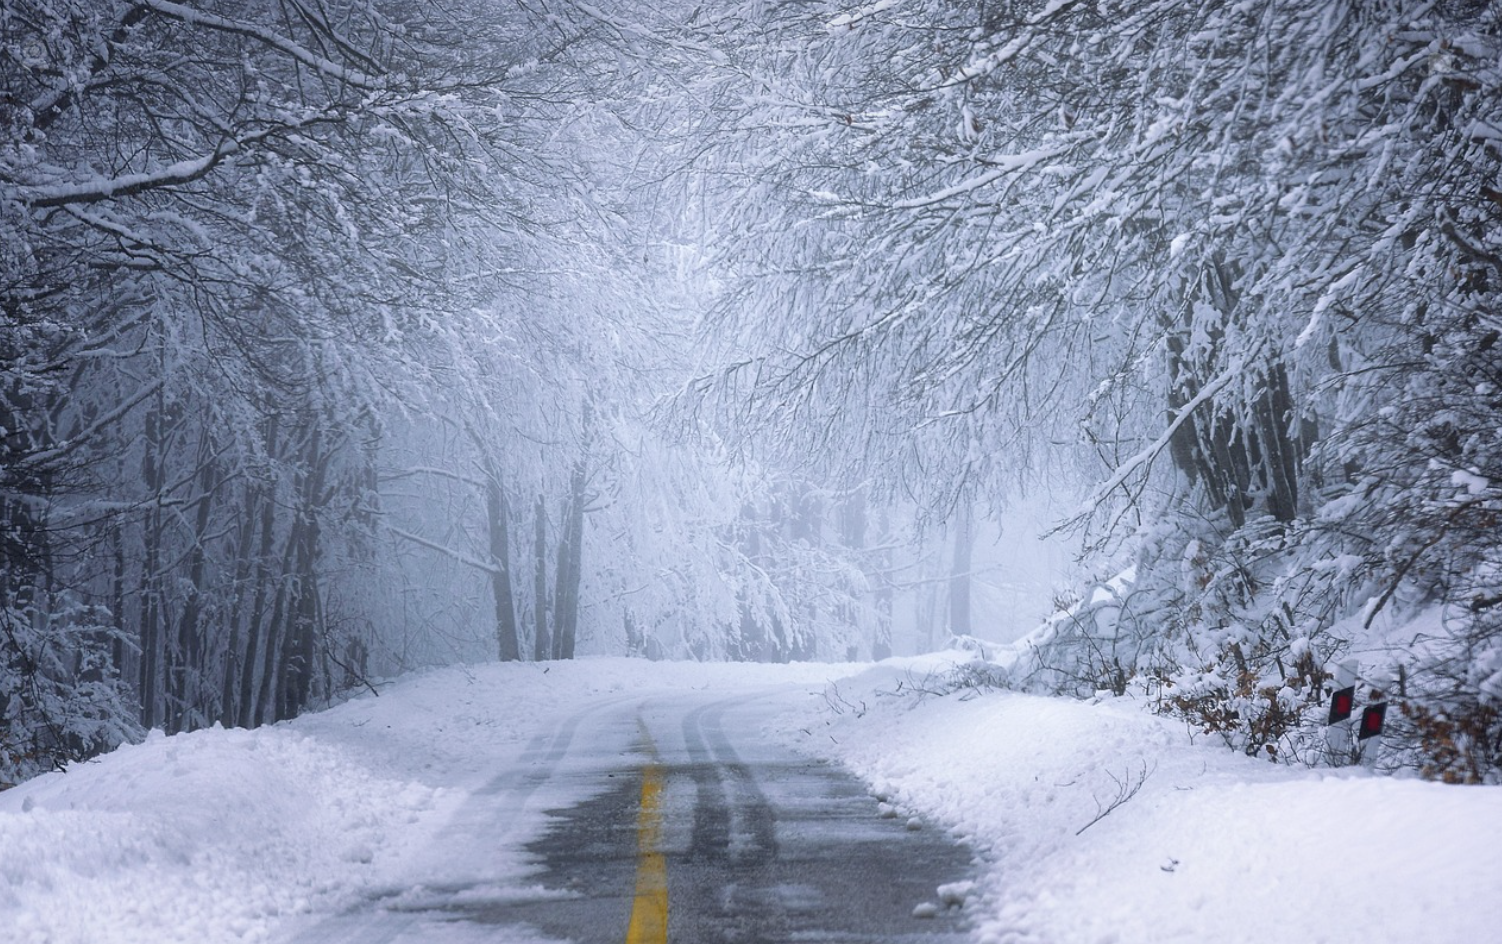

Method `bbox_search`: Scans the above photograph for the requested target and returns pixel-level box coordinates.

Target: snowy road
[9,658,1499,944]
[288,687,974,944]
[280,685,973,944]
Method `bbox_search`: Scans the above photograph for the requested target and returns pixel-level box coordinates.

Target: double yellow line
[625,752,669,943]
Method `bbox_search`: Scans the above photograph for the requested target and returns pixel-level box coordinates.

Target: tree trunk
[138,394,165,730]
[237,479,278,729]
[238,416,280,729]
[486,473,521,661]
[948,501,973,638]
[110,518,127,679]
[872,507,893,661]
[255,421,323,727]
[168,447,217,733]
[276,422,330,722]
[553,460,587,660]
[254,535,297,727]
[1166,259,1304,527]
[533,495,550,661]
[219,481,260,728]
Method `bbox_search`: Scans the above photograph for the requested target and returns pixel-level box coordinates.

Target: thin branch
[143,0,390,89]
[1076,760,1155,836]
[1070,351,1254,523]
[24,380,164,472]
[387,526,499,576]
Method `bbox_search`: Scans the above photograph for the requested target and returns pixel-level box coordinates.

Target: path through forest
[292,686,974,943]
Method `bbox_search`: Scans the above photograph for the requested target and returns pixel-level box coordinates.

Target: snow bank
[802,656,1502,944]
[0,724,442,944]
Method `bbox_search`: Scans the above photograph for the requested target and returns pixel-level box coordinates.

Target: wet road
[299,689,975,944]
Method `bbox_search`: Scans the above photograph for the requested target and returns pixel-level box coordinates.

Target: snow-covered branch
[387,526,501,577]
[1072,354,1251,520]
[142,0,391,90]
[24,380,165,473]
[22,125,287,208]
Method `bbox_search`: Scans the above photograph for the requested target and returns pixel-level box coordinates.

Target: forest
[3,0,1499,786]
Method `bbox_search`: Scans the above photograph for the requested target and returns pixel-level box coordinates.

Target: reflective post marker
[1358,703,1387,740]
[1325,660,1359,764]
[1327,686,1355,725]
[1356,700,1387,768]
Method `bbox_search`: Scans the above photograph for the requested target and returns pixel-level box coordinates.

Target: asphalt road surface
[298,688,976,944]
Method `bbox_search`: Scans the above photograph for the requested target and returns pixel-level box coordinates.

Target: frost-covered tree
[3,0,906,786]
[679,0,1502,774]
[0,0,655,771]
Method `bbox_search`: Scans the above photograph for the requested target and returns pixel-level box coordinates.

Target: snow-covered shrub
[1144,510,1372,762]
[1301,257,1502,779]
[1009,511,1339,761]
[1012,566,1169,699]
[908,658,1012,701]
[1400,673,1502,785]
[1,590,140,788]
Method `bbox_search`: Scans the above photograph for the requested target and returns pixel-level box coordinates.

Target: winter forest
[3,0,1500,787]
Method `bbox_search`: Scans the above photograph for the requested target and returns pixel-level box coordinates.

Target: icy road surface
[293,688,974,944]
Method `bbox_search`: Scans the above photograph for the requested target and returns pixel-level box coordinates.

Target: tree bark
[486,473,521,661]
[553,461,587,660]
[872,507,893,661]
[238,415,280,729]
[138,393,165,730]
[168,447,217,733]
[533,495,550,661]
[277,422,331,722]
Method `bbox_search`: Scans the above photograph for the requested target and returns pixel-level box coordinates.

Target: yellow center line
[625,744,668,944]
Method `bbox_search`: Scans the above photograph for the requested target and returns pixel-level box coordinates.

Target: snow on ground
[2,654,1499,944]
[809,655,1502,944]
[0,660,842,944]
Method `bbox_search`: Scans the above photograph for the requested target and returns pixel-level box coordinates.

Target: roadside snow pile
[0,724,445,944]
[801,655,1502,944]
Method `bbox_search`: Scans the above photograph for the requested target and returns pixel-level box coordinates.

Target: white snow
[1451,468,1490,497]
[2,656,1499,944]
[827,0,897,30]
[812,656,1502,944]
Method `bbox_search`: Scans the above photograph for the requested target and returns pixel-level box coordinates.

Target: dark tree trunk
[280,540,319,721]
[533,495,550,661]
[138,395,165,730]
[1166,258,1305,527]
[486,472,521,661]
[219,482,260,728]
[872,508,893,661]
[552,460,587,660]
[110,519,126,677]
[254,531,297,727]
[276,422,331,722]
[168,448,217,733]
[255,420,324,727]
[238,416,280,729]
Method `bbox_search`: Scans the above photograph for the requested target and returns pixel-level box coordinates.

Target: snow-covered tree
[678,0,1502,773]
[0,0,659,762]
